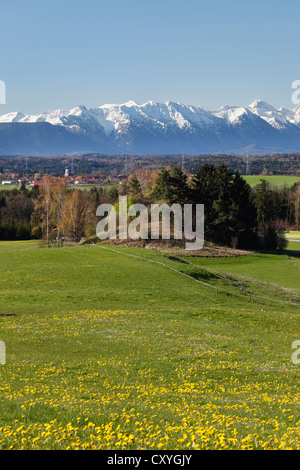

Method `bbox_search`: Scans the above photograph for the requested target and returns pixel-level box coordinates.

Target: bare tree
[61,190,88,242]
[51,180,68,246]
[40,176,55,248]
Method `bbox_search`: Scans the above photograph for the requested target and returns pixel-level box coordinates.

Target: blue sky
[1,0,299,113]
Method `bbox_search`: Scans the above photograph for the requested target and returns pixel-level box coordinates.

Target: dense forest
[0,164,299,250]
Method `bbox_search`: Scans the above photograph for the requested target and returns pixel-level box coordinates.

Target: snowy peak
[0,111,27,123]
[248,99,276,111]
[1,100,300,155]
[247,100,297,130]
[0,99,298,133]
[213,105,251,123]
[121,100,139,107]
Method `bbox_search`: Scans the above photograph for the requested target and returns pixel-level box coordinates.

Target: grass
[286,232,300,241]
[0,185,20,191]
[0,184,113,192]
[0,241,300,449]
[244,175,300,188]
[287,241,300,252]
[0,240,39,251]
[182,250,300,291]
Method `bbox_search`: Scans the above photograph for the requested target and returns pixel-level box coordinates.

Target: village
[0,166,128,188]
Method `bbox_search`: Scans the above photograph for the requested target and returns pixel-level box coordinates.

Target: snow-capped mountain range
[1,99,300,155]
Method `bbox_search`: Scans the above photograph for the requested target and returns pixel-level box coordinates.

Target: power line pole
[246,147,250,176]
[297,182,300,232]
[181,150,185,171]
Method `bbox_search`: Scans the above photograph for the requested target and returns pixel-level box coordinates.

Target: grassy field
[1,175,299,193]
[0,184,114,192]
[244,175,300,188]
[183,249,300,291]
[287,241,300,252]
[0,185,20,191]
[0,241,300,450]
[286,232,300,241]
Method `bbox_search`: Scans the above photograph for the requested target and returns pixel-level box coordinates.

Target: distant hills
[1,100,300,156]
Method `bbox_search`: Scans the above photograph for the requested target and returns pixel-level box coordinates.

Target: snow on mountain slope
[213,105,252,124]
[0,111,27,123]
[0,99,298,134]
[1,100,300,155]
[247,100,297,130]
[0,101,242,133]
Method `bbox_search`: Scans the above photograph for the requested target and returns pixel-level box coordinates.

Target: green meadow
[183,250,300,291]
[0,240,300,450]
[0,185,20,191]
[286,232,300,241]
[244,175,300,188]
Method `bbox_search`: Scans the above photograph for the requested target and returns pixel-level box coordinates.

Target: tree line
[116,164,299,250]
[0,165,299,250]
[0,178,97,244]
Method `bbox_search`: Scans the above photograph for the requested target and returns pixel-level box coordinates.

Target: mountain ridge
[1,100,300,156]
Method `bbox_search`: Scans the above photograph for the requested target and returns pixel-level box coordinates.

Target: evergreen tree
[191,164,218,239]
[211,164,235,245]
[151,169,173,202]
[251,179,283,249]
[251,179,274,227]
[230,171,257,248]
[168,167,191,205]
[107,186,119,204]
[128,175,142,197]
